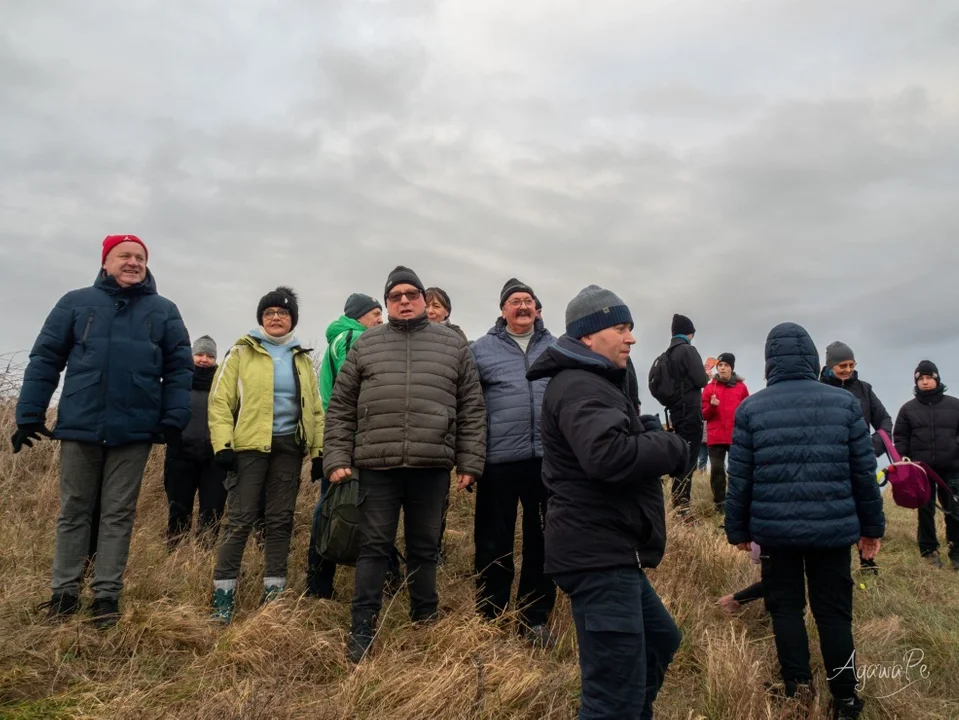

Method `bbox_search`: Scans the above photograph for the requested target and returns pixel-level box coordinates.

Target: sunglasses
[387,289,422,303]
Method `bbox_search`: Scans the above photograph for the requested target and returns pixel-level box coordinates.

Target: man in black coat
[658,314,709,514]
[894,360,959,569]
[820,340,892,574]
[528,285,688,720]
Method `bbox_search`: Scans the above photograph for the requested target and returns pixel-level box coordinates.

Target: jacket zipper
[506,329,540,460]
[81,313,95,350]
[404,331,412,462]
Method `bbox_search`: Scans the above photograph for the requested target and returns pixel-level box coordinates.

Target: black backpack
[648,344,682,407]
[314,477,363,566]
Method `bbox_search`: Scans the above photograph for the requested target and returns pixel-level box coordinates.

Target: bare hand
[858,537,881,560]
[457,474,475,491]
[711,395,720,406]
[737,542,752,552]
[329,467,353,484]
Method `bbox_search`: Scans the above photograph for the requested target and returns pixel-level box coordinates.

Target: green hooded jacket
[319,314,367,411]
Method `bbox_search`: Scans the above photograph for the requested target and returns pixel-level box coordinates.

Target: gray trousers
[214,434,304,580]
[52,441,152,598]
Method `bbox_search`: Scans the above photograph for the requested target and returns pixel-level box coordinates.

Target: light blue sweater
[250,328,299,435]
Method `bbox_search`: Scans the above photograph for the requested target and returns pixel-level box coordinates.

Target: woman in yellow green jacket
[208,287,324,622]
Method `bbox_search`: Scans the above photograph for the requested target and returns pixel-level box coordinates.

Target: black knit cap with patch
[257,286,299,329]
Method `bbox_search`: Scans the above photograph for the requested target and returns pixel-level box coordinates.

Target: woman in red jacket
[702,353,750,513]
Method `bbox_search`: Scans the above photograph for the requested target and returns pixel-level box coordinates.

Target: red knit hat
[101,235,148,265]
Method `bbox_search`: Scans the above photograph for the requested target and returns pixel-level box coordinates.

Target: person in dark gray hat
[527,284,688,719]
[163,335,227,550]
[819,340,892,575]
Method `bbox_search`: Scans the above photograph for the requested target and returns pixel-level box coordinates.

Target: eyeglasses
[263,309,291,318]
[387,289,422,303]
[834,362,856,371]
[506,298,535,308]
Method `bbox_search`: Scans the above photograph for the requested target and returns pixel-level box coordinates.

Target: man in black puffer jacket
[163,335,227,549]
[528,285,688,720]
[820,341,892,574]
[894,360,959,570]
[725,323,884,720]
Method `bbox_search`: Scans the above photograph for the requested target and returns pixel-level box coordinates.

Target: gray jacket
[470,318,553,465]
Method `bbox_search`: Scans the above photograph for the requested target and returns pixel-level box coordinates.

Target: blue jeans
[697,443,709,472]
[554,567,681,720]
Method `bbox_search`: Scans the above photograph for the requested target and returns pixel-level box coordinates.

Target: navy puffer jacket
[470,318,553,465]
[725,323,885,548]
[16,271,193,446]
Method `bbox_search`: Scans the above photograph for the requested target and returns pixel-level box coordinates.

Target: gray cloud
[2,0,958,416]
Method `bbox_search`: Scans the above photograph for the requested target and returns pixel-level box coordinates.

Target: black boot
[346,620,375,664]
[91,596,120,630]
[832,694,864,719]
[38,593,80,622]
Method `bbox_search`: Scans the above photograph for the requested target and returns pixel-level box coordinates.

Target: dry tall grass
[1,383,958,718]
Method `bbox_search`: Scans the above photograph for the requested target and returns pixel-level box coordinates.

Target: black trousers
[917,474,959,556]
[708,444,729,509]
[351,468,448,626]
[554,567,681,720]
[163,452,228,546]
[761,546,857,700]
[474,459,556,627]
[670,425,702,509]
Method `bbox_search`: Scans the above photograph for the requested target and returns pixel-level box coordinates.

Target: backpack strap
[876,429,900,462]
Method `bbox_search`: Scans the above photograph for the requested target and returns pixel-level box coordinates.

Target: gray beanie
[825,341,855,368]
[192,335,217,357]
[565,285,633,338]
[344,293,381,320]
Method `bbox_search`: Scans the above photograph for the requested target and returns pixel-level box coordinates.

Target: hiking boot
[527,623,555,649]
[37,593,80,622]
[210,588,236,624]
[261,585,284,605]
[922,551,944,569]
[90,596,120,630]
[949,546,959,571]
[346,621,375,664]
[832,694,864,719]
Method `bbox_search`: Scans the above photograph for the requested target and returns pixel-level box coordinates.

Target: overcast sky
[2,0,957,415]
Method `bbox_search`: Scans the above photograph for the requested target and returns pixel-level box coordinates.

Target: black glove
[640,414,663,433]
[163,426,183,456]
[310,457,324,482]
[214,449,237,472]
[10,423,52,454]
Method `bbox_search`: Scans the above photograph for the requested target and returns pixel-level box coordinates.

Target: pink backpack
[876,430,955,510]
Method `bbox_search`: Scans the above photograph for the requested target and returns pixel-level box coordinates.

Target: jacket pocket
[130,372,163,432]
[58,370,103,433]
[585,611,643,634]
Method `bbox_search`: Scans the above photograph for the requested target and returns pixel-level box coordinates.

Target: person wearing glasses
[470,278,556,646]
[208,286,325,623]
[819,341,892,574]
[323,265,487,663]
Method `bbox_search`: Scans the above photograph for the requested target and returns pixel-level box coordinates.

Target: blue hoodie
[250,328,299,435]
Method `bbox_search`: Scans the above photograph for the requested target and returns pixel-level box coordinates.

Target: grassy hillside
[1,401,957,719]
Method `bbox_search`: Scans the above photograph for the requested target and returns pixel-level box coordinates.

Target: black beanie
[257,286,299,329]
[344,293,381,320]
[425,287,452,315]
[915,360,940,384]
[672,313,696,336]
[717,352,736,370]
[384,265,425,300]
[500,277,535,307]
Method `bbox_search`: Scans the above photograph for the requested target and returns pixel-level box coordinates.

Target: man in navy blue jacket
[471,278,555,644]
[12,235,193,629]
[725,322,884,720]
